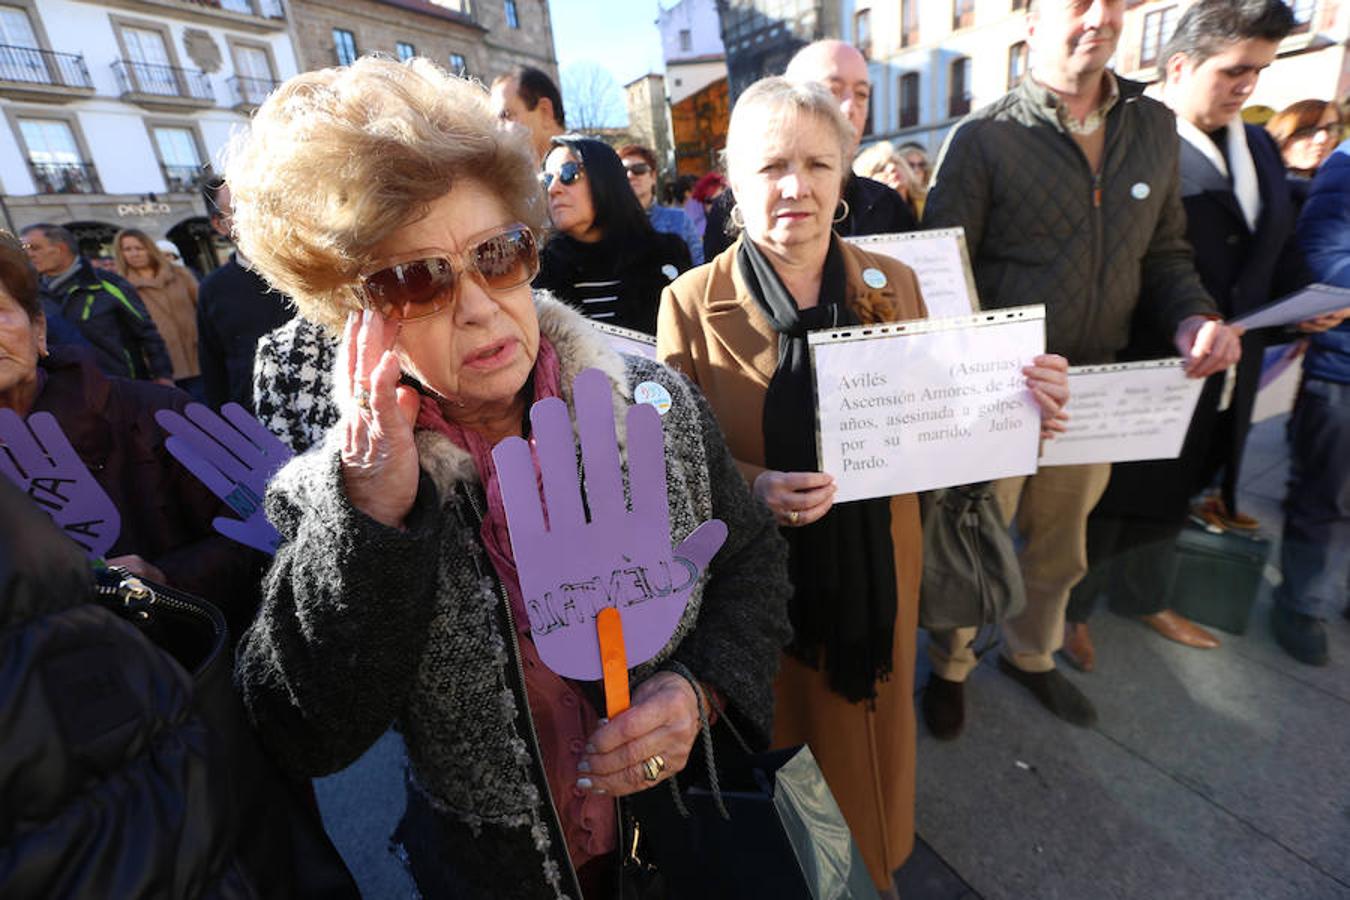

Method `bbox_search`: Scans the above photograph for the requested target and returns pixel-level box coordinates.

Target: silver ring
[789,510,800,526]
[640,754,667,783]
[354,386,371,411]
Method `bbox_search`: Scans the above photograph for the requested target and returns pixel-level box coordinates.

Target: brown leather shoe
[1138,609,1221,649]
[1191,495,1260,533]
[1061,622,1096,672]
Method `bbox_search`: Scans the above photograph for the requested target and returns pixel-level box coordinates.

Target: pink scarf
[414,336,563,606]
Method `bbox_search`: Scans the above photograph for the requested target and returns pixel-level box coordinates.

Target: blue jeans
[1277,377,1350,619]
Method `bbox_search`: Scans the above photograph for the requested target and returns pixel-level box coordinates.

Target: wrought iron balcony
[29,161,103,195]
[227,74,278,108]
[168,0,286,25]
[162,164,203,192]
[0,45,95,101]
[113,59,214,108]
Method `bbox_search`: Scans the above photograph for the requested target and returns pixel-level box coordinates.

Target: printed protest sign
[1038,360,1204,467]
[846,228,980,319]
[593,322,657,360]
[1230,283,1350,330]
[810,305,1045,502]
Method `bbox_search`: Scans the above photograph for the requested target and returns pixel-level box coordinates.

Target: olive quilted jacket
[924,75,1217,364]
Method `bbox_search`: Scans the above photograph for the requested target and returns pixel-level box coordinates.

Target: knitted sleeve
[235,440,445,776]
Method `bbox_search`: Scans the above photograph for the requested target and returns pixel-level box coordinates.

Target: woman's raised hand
[752,470,836,527]
[1024,353,1071,440]
[338,310,422,528]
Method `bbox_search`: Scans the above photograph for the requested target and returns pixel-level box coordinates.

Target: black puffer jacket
[40,258,173,380]
[924,75,1217,363]
[0,477,358,899]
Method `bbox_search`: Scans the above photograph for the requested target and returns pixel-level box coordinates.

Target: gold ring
[354,386,371,411]
[640,754,667,783]
[789,510,800,526]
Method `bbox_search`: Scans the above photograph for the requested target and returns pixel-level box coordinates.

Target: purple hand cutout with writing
[0,409,120,558]
[493,368,727,681]
[155,403,294,555]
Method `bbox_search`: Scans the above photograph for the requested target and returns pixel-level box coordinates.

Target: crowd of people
[3,0,1349,897]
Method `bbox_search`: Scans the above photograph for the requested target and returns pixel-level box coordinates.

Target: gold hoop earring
[729,204,745,229]
[832,199,850,224]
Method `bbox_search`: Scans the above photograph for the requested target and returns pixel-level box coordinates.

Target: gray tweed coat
[236,298,792,899]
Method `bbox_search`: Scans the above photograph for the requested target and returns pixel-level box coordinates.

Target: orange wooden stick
[596,607,630,718]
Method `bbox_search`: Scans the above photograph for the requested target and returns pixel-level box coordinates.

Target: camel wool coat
[657,236,926,889]
[127,263,200,380]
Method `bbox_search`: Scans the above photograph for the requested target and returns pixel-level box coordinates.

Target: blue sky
[549,0,667,126]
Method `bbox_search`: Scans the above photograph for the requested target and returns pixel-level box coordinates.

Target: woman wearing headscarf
[226,58,791,899]
[658,76,1068,896]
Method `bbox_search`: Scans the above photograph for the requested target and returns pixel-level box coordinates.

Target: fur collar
[415,294,633,498]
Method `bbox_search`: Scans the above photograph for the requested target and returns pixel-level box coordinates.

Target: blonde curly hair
[224,56,546,331]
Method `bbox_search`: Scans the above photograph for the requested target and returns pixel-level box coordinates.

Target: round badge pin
[633,381,673,416]
[661,264,679,281]
[1131,182,1151,200]
[862,267,887,289]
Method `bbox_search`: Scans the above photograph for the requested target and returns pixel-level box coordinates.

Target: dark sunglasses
[624,162,652,176]
[540,160,584,189]
[360,223,538,321]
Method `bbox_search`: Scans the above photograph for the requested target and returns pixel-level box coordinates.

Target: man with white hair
[703,39,916,258]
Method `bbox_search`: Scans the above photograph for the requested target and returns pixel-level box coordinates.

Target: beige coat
[658,237,926,889]
[127,264,199,380]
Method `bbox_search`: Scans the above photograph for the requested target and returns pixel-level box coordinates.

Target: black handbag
[623,702,878,900]
[917,482,1026,633]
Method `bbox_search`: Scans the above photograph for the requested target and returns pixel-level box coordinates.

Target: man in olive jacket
[921,0,1242,737]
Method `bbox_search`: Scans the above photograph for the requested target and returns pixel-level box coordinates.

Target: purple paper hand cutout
[155,402,294,555]
[0,409,121,558]
[493,368,727,681]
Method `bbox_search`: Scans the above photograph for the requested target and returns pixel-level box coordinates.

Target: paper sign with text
[1038,360,1204,467]
[593,322,657,360]
[846,228,980,319]
[810,305,1045,503]
[1230,283,1350,330]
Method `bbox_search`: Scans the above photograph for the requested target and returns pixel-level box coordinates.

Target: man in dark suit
[702,40,917,259]
[1064,0,1336,666]
[196,176,294,412]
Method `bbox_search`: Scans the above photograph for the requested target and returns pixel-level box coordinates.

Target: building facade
[659,0,729,175]
[286,0,558,86]
[659,0,727,105]
[715,0,839,100]
[624,72,675,172]
[0,0,298,266]
[844,0,1347,157]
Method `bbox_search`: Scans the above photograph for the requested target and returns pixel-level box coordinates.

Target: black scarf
[738,237,898,703]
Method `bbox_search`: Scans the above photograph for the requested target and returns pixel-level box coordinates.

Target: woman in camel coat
[658,77,1069,895]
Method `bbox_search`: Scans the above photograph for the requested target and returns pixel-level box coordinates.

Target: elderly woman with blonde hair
[658,76,1068,895]
[228,57,791,899]
[852,139,921,217]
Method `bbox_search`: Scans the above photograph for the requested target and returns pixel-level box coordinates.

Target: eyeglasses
[540,160,584,189]
[359,223,538,321]
[624,162,652,176]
